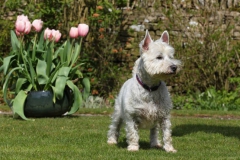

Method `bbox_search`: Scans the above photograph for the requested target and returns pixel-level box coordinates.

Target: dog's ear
[142,30,153,50]
[160,31,169,44]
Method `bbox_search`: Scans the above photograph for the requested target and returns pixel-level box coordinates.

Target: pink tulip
[15,20,25,33]
[15,14,32,35]
[44,28,61,42]
[24,21,32,34]
[78,24,89,37]
[32,19,43,32]
[44,28,52,40]
[15,29,20,36]
[69,27,79,39]
[16,14,29,22]
[51,29,61,42]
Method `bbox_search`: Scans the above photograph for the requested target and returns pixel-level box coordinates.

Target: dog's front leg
[161,115,177,153]
[125,118,139,151]
[150,124,162,148]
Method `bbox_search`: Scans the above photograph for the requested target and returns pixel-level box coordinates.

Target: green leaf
[10,30,20,52]
[26,84,33,92]
[58,67,71,77]
[15,78,27,93]
[3,55,16,75]
[70,40,81,67]
[54,47,64,59]
[68,63,84,79]
[61,39,71,65]
[25,51,36,89]
[65,39,71,62]
[3,67,23,106]
[66,80,82,115]
[51,86,57,103]
[37,31,45,50]
[46,42,53,76]
[54,67,71,99]
[36,59,49,85]
[82,78,91,101]
[12,90,31,120]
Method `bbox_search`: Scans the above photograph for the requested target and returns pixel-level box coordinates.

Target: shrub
[82,1,124,97]
[159,5,240,94]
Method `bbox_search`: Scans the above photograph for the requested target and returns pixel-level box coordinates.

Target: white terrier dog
[107,30,181,152]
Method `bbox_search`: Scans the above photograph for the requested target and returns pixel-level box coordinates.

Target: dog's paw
[107,137,117,145]
[163,145,177,153]
[150,143,162,149]
[127,145,139,151]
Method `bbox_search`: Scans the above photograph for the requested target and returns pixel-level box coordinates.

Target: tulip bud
[78,24,89,37]
[69,27,79,39]
[32,19,43,32]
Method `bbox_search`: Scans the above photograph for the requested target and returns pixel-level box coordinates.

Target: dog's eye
[156,56,163,60]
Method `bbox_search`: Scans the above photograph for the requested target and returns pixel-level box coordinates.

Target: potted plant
[1,15,90,120]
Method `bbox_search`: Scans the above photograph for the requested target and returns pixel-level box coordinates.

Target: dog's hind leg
[150,124,162,148]
[161,115,177,153]
[107,106,122,145]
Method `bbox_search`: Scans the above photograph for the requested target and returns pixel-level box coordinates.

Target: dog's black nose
[170,65,177,73]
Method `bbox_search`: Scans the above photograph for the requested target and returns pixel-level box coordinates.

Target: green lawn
[0,108,240,160]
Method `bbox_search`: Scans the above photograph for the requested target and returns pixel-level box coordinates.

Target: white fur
[107,30,181,152]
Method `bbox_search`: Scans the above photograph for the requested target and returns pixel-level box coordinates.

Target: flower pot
[24,90,72,118]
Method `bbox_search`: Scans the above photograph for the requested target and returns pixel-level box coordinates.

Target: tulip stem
[20,37,36,90]
[32,33,37,60]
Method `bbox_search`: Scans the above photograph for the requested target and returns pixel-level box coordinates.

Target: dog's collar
[136,74,161,92]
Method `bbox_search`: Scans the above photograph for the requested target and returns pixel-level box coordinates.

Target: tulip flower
[16,14,29,22]
[24,21,32,34]
[15,14,32,35]
[51,29,61,42]
[78,24,89,37]
[15,29,20,36]
[44,28,52,40]
[15,20,26,33]
[69,27,79,39]
[32,19,43,32]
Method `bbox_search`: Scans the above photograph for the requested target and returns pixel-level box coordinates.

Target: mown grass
[0,106,240,160]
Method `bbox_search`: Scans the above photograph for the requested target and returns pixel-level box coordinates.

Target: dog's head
[138,30,181,79]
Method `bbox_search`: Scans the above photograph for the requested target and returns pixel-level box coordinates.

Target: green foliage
[2,0,240,101]
[160,4,240,94]
[0,0,66,53]
[39,0,65,30]
[173,87,240,111]
[4,0,21,10]
[0,17,13,59]
[83,1,124,97]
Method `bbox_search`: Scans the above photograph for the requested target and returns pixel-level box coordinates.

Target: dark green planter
[24,90,72,118]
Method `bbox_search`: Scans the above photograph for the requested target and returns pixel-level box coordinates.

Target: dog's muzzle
[170,65,177,73]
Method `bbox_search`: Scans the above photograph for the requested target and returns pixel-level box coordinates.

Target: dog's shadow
[117,139,154,150]
[172,124,240,139]
[116,124,240,150]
